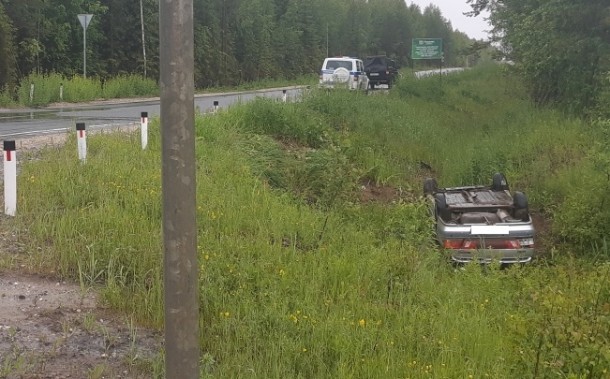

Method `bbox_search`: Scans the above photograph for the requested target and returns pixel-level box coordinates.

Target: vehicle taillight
[462,240,477,249]
[504,240,521,249]
[443,239,523,249]
[443,239,464,249]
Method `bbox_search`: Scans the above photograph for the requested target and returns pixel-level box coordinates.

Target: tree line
[468,0,609,117]
[0,0,476,92]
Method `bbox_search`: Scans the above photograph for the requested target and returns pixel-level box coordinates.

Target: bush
[237,97,330,148]
[102,75,158,99]
[17,73,65,105]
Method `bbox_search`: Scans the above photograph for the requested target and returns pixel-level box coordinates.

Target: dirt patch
[357,178,415,204]
[0,132,162,378]
[0,272,162,378]
[530,211,553,259]
[358,182,402,203]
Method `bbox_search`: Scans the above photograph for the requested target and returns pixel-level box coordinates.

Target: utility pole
[159,0,199,377]
[140,0,147,77]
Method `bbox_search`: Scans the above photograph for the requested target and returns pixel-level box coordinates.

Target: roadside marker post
[282,89,287,103]
[3,140,17,216]
[213,100,219,113]
[76,122,87,162]
[141,111,149,150]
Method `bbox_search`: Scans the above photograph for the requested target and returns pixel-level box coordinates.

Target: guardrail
[414,67,465,79]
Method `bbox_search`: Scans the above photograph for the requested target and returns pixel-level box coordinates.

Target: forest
[0,0,475,90]
[0,0,607,119]
[468,0,609,117]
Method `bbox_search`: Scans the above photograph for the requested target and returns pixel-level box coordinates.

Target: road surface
[0,86,304,139]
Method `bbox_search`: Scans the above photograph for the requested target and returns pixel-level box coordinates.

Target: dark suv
[364,55,399,89]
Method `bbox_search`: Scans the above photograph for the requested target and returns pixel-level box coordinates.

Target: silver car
[424,173,535,264]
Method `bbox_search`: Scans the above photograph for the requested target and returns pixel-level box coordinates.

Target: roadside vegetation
[0,0,475,94]
[5,64,610,378]
[0,73,318,108]
[8,73,158,107]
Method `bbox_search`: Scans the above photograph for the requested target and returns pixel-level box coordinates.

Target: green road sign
[411,38,443,60]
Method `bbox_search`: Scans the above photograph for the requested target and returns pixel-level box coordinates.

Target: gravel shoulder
[0,132,163,379]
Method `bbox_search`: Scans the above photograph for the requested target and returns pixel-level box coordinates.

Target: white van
[319,57,369,91]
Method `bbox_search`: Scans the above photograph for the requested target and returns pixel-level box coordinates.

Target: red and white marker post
[3,140,17,216]
[76,122,87,162]
[141,111,148,150]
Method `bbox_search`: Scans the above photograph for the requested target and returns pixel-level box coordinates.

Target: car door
[357,60,368,90]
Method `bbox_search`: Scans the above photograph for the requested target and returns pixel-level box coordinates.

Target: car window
[325,60,352,71]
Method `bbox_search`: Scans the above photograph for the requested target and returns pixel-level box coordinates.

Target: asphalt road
[0,86,304,139]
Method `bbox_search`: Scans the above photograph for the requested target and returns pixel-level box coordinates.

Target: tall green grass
[2,72,312,108]
[0,86,17,107]
[102,75,159,99]
[12,73,159,106]
[10,64,610,377]
[205,74,318,93]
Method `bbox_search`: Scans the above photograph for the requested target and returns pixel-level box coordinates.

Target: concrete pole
[159,0,199,377]
[140,0,147,77]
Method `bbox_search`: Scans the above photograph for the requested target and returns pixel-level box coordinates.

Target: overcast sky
[407,0,490,40]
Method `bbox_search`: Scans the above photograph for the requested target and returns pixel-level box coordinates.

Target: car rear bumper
[367,76,393,84]
[319,81,347,88]
[447,248,534,264]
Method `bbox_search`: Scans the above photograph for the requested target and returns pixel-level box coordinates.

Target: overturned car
[424,173,535,264]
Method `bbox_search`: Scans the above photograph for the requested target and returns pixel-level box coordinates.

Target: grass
[5,73,159,106]
[202,74,318,93]
[5,63,610,377]
[0,73,316,108]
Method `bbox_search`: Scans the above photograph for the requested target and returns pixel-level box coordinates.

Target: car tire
[369,82,375,90]
[332,67,350,84]
[423,178,437,196]
[492,172,509,191]
[513,191,529,221]
[435,193,451,221]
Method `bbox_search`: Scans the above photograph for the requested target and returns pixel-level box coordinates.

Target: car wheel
[369,82,375,90]
[492,172,509,191]
[513,191,529,221]
[423,178,437,196]
[435,193,451,221]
